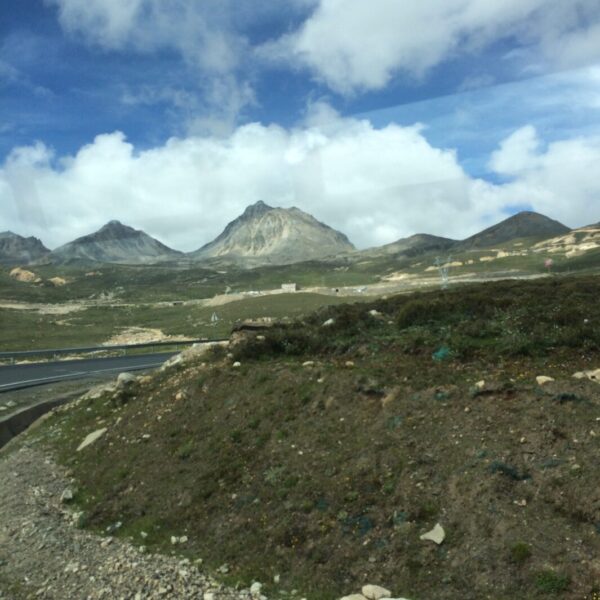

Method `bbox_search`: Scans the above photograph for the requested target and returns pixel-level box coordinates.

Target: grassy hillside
[0,293,358,351]
[26,276,600,600]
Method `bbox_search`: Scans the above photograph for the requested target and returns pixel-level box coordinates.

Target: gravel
[0,444,256,600]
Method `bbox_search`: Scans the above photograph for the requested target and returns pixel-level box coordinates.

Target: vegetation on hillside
[18,276,600,599]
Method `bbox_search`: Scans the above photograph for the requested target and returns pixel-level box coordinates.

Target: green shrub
[509,542,532,564]
[534,570,570,593]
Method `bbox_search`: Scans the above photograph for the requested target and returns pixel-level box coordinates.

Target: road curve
[0,352,175,393]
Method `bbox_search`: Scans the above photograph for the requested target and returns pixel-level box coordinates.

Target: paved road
[0,353,175,393]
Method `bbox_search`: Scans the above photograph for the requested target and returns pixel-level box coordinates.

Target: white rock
[475,380,485,390]
[323,318,335,327]
[203,593,215,600]
[117,372,137,388]
[572,368,600,382]
[419,523,445,545]
[232,361,241,368]
[340,595,368,600]
[368,310,381,317]
[536,375,555,385]
[161,354,184,371]
[273,574,280,584]
[362,585,391,600]
[345,361,355,368]
[60,488,74,503]
[77,428,107,452]
[81,383,117,401]
[302,361,315,367]
[250,582,262,596]
[161,342,229,373]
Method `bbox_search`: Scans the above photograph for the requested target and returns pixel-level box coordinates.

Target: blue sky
[1,0,600,250]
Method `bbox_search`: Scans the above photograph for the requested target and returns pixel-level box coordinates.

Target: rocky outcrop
[9,266,40,282]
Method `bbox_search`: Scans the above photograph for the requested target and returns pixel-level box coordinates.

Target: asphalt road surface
[0,353,175,393]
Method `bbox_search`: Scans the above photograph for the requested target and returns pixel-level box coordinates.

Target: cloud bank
[1,105,598,252]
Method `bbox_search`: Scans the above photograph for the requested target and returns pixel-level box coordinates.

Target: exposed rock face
[9,267,39,282]
[457,211,570,249]
[0,231,49,265]
[533,223,600,257]
[50,221,183,264]
[190,201,355,266]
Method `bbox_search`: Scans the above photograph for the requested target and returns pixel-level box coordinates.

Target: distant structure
[435,256,452,289]
[281,283,298,292]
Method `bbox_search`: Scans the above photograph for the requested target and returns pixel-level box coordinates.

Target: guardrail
[0,338,228,361]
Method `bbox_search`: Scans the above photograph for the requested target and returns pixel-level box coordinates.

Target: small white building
[281,283,298,292]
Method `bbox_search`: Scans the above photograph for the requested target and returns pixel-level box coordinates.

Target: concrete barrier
[0,394,78,449]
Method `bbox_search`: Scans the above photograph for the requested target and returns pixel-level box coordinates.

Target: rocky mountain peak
[241,200,273,219]
[457,210,570,249]
[0,231,50,266]
[49,221,181,264]
[190,201,354,266]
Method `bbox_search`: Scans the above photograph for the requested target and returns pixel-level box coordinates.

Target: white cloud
[489,125,540,175]
[5,108,595,254]
[261,0,600,94]
[489,125,600,227]
[46,0,243,73]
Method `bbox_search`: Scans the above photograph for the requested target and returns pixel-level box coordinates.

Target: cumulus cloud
[260,0,600,94]
[488,125,600,227]
[2,106,596,253]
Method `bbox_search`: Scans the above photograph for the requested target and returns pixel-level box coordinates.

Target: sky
[1,0,600,251]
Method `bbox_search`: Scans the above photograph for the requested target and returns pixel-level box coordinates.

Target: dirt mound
[33,276,600,600]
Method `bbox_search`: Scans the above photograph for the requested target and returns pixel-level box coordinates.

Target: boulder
[362,585,391,600]
[117,372,137,388]
[536,375,554,385]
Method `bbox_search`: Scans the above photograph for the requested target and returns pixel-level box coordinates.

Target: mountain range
[0,204,585,268]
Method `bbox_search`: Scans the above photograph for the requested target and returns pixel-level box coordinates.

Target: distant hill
[0,231,49,266]
[457,211,570,249]
[190,201,355,266]
[348,233,455,261]
[50,221,183,264]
